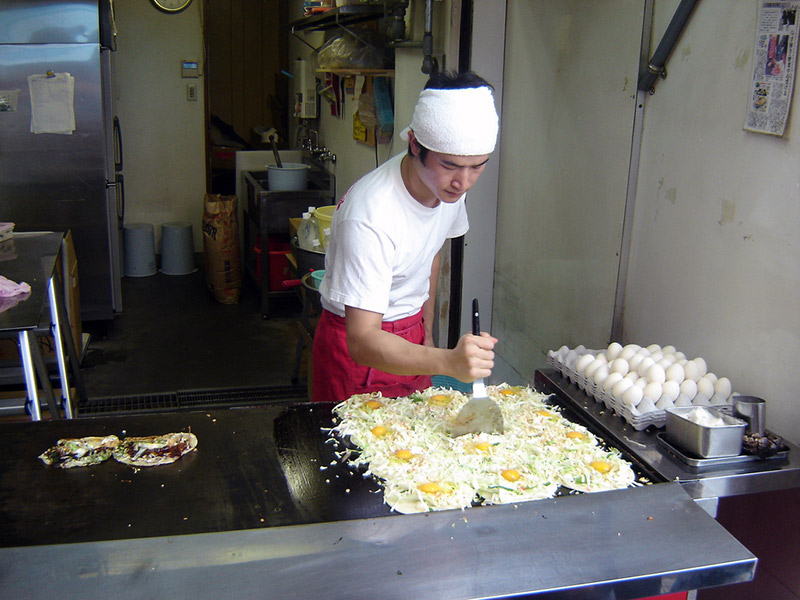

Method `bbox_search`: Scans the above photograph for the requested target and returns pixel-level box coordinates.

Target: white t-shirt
[319,152,469,321]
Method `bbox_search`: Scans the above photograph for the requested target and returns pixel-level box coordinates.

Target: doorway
[204,0,290,195]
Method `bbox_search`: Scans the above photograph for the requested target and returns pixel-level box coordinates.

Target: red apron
[311,309,432,403]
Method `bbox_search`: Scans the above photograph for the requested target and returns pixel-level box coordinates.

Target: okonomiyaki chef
[312,70,500,403]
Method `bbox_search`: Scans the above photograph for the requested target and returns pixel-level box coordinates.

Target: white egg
[683,360,701,381]
[619,347,637,361]
[622,385,644,407]
[714,377,732,398]
[637,357,656,378]
[634,377,648,389]
[609,358,630,376]
[612,378,634,399]
[674,394,693,406]
[662,345,677,355]
[628,353,645,371]
[584,357,606,379]
[646,364,666,385]
[704,372,718,386]
[575,345,586,353]
[693,357,708,377]
[606,342,623,360]
[593,364,610,386]
[650,351,664,363]
[638,397,658,414]
[696,376,715,399]
[624,370,640,382]
[643,381,663,401]
[646,344,661,354]
[623,343,641,353]
[661,353,677,365]
[603,372,624,392]
[657,358,674,370]
[677,358,688,366]
[692,393,711,406]
[655,395,675,410]
[665,363,685,383]
[636,347,651,356]
[661,380,681,401]
[575,353,595,374]
[680,379,698,399]
[674,351,686,361]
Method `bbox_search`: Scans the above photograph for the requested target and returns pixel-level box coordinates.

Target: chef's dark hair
[409,70,494,162]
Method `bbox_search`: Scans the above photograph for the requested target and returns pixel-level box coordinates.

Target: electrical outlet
[186,83,197,101]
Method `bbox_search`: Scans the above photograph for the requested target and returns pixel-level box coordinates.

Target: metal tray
[657,432,789,468]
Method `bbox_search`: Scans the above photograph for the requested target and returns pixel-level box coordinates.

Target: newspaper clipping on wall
[745,1,800,136]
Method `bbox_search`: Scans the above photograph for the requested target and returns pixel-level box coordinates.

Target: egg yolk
[536,410,556,418]
[428,394,451,406]
[371,425,388,436]
[417,482,442,494]
[499,386,523,396]
[394,449,414,460]
[501,469,521,482]
[590,460,612,474]
[366,400,383,410]
[566,431,586,439]
[475,442,492,452]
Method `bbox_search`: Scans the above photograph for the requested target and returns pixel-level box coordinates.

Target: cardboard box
[60,230,82,353]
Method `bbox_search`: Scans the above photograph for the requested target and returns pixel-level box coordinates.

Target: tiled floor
[80,266,309,403]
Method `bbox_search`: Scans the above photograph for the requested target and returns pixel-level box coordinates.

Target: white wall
[625,1,800,443]
[493,0,799,445]
[113,2,207,252]
[491,0,644,380]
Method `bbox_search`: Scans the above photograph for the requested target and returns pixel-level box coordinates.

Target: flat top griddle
[0,404,391,547]
[1,394,666,548]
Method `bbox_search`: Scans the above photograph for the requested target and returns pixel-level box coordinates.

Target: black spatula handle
[472,298,480,336]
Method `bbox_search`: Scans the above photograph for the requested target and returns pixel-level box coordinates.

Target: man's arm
[344,304,496,382]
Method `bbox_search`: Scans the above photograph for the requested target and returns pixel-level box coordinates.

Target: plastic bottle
[297,210,320,251]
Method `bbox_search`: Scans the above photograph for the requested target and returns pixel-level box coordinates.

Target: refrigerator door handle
[116,172,125,225]
[113,116,123,172]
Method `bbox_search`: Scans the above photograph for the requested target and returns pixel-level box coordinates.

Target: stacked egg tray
[546,344,734,431]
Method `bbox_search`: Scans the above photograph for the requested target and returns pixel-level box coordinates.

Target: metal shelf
[290,5,386,33]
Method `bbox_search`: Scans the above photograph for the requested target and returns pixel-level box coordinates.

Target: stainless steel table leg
[29,334,61,420]
[18,330,42,421]
[48,278,73,418]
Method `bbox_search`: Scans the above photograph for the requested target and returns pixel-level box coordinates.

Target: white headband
[400,87,499,155]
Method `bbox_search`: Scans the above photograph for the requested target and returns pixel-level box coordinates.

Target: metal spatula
[452,299,505,437]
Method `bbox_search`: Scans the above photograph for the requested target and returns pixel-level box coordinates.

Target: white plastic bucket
[268,163,309,191]
[123,223,157,277]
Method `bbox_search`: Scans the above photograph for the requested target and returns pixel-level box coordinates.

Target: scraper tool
[452,298,505,437]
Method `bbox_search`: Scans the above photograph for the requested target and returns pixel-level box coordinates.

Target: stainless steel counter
[535,369,800,502]
[0,402,758,599]
[0,482,754,600]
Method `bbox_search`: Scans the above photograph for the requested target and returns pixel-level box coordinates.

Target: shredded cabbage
[330,384,637,513]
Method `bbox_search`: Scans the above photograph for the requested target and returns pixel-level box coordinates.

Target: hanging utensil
[269,134,283,168]
[451,298,505,437]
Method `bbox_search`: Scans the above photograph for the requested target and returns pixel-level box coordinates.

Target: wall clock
[151,0,193,13]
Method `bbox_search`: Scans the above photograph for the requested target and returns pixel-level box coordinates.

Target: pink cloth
[0,275,30,297]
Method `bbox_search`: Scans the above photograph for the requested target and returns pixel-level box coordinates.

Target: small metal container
[665,406,747,458]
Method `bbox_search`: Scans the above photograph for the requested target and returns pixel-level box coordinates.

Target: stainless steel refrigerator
[0,0,123,321]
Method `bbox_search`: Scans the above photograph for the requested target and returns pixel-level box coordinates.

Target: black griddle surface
[0,403,389,548]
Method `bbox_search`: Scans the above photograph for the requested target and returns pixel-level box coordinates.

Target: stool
[160,221,196,275]
[123,223,156,277]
